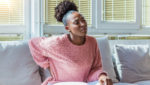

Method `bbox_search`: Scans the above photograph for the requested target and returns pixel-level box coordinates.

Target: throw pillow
[0,41,41,85]
[114,44,150,83]
[96,37,118,82]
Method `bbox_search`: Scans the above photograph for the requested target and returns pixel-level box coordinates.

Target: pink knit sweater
[29,34,105,85]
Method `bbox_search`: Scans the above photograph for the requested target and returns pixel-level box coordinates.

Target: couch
[0,37,150,85]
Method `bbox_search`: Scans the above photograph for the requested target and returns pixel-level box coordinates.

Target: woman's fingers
[99,75,113,85]
[100,79,105,85]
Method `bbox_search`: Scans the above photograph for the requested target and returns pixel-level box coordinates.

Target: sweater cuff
[98,71,108,78]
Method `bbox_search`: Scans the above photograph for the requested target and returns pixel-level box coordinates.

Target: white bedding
[48,80,150,85]
[51,81,99,85]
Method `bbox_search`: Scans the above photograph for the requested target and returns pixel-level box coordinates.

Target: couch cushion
[0,41,41,85]
[114,44,150,83]
[52,81,138,85]
[96,37,118,82]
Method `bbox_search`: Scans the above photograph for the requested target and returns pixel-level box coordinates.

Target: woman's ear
[65,26,70,32]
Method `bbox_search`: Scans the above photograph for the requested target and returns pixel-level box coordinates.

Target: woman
[29,0,113,85]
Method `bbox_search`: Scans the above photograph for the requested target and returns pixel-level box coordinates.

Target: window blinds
[0,0,24,25]
[102,0,135,22]
[143,0,150,26]
[46,0,91,26]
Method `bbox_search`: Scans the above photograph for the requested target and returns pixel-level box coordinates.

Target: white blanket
[48,81,99,85]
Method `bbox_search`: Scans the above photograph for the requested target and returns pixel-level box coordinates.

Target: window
[96,0,138,31]
[42,0,150,35]
[0,0,24,25]
[0,0,30,41]
[102,0,135,22]
[45,0,92,26]
[143,0,150,27]
[93,0,150,34]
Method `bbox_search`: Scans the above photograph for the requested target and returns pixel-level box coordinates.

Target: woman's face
[66,12,87,37]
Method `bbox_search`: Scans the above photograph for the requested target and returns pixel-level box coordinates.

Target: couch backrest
[109,40,150,54]
[0,41,41,85]
[2,38,149,84]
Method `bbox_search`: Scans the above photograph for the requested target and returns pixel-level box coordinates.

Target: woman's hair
[55,0,78,22]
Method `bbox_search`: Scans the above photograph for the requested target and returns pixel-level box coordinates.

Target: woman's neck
[67,34,86,45]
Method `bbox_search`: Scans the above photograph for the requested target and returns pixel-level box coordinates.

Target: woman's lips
[81,29,87,33]
[80,27,87,32]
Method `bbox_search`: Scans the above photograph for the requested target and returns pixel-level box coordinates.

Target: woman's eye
[81,19,85,22]
[74,21,79,24]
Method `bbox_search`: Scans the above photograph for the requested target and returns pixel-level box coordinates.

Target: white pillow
[53,82,88,85]
[0,41,41,85]
[53,81,99,85]
[114,44,150,83]
[96,37,118,82]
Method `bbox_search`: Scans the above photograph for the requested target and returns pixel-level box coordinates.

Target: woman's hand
[98,73,113,85]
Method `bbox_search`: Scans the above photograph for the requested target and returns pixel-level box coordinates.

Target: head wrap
[62,10,77,26]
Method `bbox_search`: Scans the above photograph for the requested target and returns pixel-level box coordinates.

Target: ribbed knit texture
[29,34,105,85]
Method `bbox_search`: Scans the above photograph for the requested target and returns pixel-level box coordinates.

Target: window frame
[43,0,150,35]
[142,0,150,29]
[0,0,31,39]
[97,0,140,29]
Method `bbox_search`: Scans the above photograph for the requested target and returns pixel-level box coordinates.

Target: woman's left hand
[98,73,113,85]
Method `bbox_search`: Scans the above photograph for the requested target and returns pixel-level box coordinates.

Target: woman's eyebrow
[73,17,79,21]
[80,16,85,19]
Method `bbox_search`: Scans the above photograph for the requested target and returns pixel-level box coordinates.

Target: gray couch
[1,37,150,85]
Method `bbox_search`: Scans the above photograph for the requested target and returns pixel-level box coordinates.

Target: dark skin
[65,12,113,85]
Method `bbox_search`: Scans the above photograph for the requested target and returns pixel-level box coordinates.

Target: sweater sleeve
[28,37,49,69]
[87,40,107,82]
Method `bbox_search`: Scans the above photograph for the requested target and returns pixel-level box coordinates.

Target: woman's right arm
[28,38,50,69]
